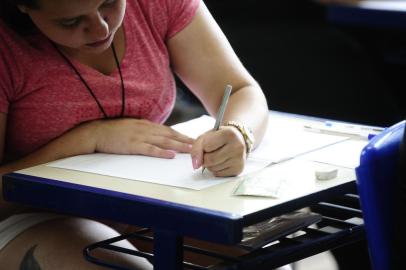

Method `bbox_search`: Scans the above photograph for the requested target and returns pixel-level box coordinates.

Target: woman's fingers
[208,158,244,177]
[191,127,246,176]
[95,118,194,156]
[128,143,177,159]
[190,130,228,168]
[213,165,243,177]
[141,123,194,152]
[149,123,195,144]
[191,136,204,169]
[148,135,193,153]
[168,129,195,145]
[204,146,245,176]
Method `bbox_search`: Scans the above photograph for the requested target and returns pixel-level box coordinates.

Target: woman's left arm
[167,2,269,176]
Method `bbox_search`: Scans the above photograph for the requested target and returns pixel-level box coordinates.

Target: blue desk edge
[3,172,244,244]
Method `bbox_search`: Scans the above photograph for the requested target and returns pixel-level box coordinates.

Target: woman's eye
[60,18,81,27]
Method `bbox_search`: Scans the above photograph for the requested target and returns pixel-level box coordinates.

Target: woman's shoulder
[0,19,33,56]
[125,0,200,39]
[125,0,168,21]
[0,19,48,98]
[0,19,49,61]
[0,19,25,67]
[127,0,199,17]
[0,19,19,45]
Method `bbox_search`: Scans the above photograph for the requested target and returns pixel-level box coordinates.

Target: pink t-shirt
[0,0,200,160]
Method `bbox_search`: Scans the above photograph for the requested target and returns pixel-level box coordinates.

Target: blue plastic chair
[356,120,406,270]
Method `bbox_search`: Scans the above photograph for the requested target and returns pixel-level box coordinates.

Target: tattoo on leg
[20,245,42,270]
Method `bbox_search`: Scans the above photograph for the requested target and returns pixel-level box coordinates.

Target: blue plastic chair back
[356,121,405,270]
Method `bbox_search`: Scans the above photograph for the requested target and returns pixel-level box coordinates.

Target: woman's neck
[57,26,125,75]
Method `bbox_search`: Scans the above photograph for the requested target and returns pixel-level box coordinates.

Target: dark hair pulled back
[0,0,40,35]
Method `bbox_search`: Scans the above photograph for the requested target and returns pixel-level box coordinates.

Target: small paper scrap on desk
[233,159,348,198]
[234,174,289,198]
[233,161,304,199]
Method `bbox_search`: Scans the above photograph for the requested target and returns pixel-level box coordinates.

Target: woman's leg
[0,217,152,270]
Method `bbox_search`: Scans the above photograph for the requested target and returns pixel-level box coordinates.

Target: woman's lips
[86,34,112,47]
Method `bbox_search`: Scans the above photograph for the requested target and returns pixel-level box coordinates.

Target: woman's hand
[191,126,246,177]
[94,118,194,158]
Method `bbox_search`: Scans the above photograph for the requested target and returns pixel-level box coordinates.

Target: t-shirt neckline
[52,14,132,78]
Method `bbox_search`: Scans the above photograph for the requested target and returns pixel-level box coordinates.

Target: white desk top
[16,159,355,217]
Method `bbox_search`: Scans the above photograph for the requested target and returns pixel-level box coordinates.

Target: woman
[0,0,268,268]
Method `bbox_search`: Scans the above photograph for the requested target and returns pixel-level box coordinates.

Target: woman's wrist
[0,120,103,176]
[225,121,255,155]
[82,119,103,154]
[48,119,102,160]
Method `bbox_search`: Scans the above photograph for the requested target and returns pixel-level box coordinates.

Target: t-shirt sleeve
[0,37,14,114]
[0,21,25,114]
[165,0,200,39]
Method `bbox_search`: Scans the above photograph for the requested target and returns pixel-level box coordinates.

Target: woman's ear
[17,5,28,13]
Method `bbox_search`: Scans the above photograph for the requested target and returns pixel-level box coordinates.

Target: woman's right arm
[0,114,193,216]
[0,112,98,214]
[0,115,194,178]
[0,114,98,177]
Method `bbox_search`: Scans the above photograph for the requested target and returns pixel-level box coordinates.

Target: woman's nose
[85,13,109,40]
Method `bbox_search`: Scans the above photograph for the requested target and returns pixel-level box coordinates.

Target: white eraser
[315,168,338,181]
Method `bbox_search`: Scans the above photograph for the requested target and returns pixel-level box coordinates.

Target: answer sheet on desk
[173,115,349,163]
[47,114,348,190]
[302,139,369,169]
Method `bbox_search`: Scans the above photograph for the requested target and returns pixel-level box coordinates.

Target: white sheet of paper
[302,139,369,169]
[258,114,350,162]
[47,113,351,190]
[48,153,270,190]
[171,115,214,139]
[249,123,348,162]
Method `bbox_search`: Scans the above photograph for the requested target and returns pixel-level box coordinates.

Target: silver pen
[202,84,233,173]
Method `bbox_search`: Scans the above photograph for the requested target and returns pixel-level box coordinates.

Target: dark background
[172,0,405,128]
[170,2,406,268]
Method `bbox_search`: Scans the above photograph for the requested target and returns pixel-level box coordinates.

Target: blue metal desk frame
[2,172,359,270]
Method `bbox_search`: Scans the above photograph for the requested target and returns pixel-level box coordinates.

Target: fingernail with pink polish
[192,157,202,169]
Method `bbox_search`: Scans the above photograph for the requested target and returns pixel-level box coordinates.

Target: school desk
[2,111,374,270]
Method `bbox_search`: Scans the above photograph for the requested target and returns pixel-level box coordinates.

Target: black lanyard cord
[53,42,126,119]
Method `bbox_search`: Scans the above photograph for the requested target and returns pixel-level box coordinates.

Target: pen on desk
[303,121,384,139]
[202,84,233,174]
[323,121,384,132]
